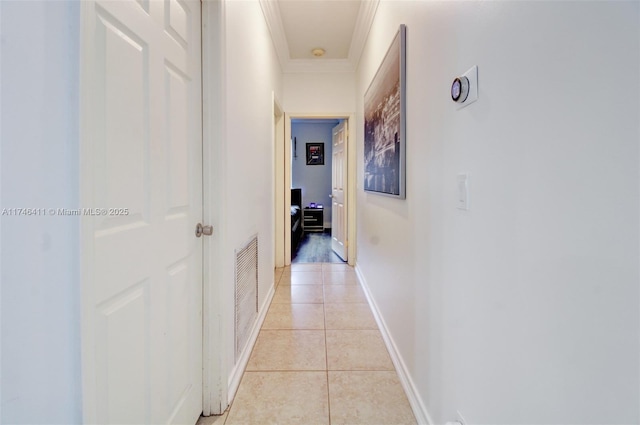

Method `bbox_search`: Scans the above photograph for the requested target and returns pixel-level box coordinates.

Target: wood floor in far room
[293,230,345,264]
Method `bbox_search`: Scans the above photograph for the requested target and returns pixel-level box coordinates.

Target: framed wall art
[306,142,324,165]
[364,24,406,198]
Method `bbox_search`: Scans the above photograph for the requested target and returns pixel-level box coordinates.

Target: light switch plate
[457,174,469,210]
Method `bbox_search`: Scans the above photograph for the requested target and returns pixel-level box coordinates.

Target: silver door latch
[195,223,213,237]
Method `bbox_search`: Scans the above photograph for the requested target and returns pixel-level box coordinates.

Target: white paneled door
[331,121,348,261]
[81,1,203,424]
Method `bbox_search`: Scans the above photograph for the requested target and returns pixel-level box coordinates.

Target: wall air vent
[234,235,259,362]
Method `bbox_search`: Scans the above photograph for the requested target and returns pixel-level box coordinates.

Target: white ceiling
[279,1,361,59]
[260,0,380,73]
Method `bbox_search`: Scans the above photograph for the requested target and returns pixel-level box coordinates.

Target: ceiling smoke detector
[311,48,326,57]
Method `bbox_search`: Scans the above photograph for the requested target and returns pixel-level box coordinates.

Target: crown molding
[260,0,379,74]
[348,0,379,69]
[259,0,291,70]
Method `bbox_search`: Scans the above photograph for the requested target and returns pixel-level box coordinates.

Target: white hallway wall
[356,1,639,424]
[1,1,82,423]
[284,73,355,114]
[218,0,283,393]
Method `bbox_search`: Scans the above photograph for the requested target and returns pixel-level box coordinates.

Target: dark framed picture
[306,143,324,165]
[364,24,406,199]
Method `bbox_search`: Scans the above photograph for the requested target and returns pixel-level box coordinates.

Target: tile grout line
[243,369,329,373]
[323,263,332,425]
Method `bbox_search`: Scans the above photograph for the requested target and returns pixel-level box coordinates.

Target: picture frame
[364,24,406,198]
[306,142,324,165]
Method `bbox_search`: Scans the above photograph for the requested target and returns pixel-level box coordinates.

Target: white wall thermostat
[451,77,469,103]
[451,65,478,109]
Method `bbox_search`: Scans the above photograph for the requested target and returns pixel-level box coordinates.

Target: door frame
[278,113,357,266]
[273,97,285,268]
[202,0,226,416]
[330,120,348,261]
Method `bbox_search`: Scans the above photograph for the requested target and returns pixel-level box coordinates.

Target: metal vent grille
[235,235,258,361]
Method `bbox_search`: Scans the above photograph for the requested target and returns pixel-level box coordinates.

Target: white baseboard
[355,264,434,425]
[226,280,276,405]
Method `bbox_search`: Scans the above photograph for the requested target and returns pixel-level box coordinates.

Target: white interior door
[331,121,348,261]
[81,1,203,423]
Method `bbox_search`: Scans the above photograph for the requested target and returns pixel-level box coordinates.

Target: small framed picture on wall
[306,143,324,165]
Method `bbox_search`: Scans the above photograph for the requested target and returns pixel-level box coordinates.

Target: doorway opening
[290,118,344,263]
[275,113,356,268]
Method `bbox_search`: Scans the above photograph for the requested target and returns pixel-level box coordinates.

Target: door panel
[97,282,148,424]
[331,121,348,261]
[82,1,203,424]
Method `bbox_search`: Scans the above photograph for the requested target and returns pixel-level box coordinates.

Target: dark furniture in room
[303,207,324,232]
[291,188,303,251]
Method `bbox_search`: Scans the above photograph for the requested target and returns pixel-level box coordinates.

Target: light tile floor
[198,263,416,425]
